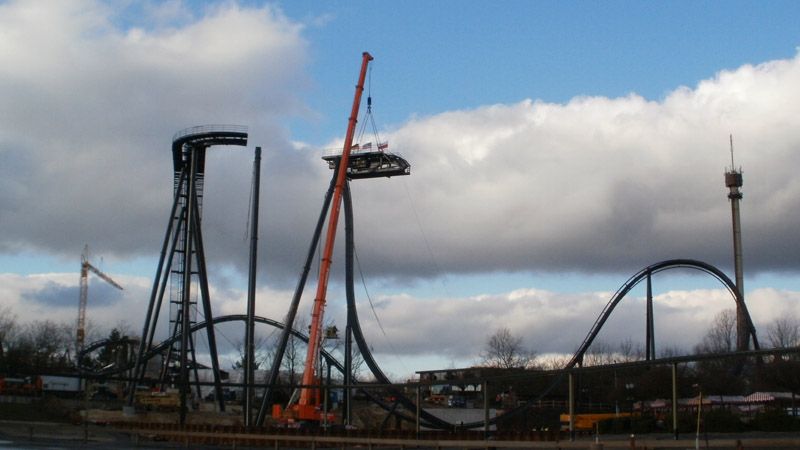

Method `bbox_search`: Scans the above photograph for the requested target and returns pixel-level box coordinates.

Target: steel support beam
[129,170,186,406]
[568,372,575,441]
[646,270,655,360]
[244,147,262,426]
[178,147,197,425]
[672,362,679,440]
[191,195,225,412]
[255,168,339,425]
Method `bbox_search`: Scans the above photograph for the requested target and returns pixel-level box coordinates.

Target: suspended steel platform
[322,144,410,179]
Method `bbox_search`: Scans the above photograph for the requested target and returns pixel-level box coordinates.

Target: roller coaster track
[340,254,761,430]
[567,258,760,370]
[87,218,761,429]
[105,130,762,429]
[84,255,761,430]
[80,315,343,377]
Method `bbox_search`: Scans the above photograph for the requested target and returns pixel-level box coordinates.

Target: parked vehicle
[0,376,42,396]
[41,375,82,396]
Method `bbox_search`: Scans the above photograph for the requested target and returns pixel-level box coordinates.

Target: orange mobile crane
[278,52,373,423]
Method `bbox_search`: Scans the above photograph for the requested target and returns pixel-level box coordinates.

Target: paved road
[2,421,799,449]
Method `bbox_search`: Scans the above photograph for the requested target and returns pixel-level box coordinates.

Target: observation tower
[725,136,747,351]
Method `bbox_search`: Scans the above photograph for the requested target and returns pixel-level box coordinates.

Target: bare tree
[538,354,570,370]
[760,316,800,389]
[582,340,615,366]
[695,309,736,354]
[5,320,73,373]
[617,338,645,362]
[692,310,747,394]
[658,344,686,359]
[281,318,309,387]
[481,327,533,369]
[32,320,73,368]
[232,333,275,371]
[0,306,17,361]
[767,315,800,348]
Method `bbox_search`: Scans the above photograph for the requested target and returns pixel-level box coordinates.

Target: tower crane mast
[77,245,123,352]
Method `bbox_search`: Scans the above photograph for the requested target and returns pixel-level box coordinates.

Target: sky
[2,0,800,380]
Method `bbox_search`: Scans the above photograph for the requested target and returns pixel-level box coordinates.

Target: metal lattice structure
[129,125,248,423]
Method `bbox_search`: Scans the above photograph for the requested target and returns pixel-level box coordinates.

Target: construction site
[2,52,800,450]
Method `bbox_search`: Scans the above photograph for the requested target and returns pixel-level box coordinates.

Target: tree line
[0,306,134,375]
[480,310,800,396]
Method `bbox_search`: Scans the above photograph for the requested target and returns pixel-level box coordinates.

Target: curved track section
[343,184,458,430]
[566,258,760,369]
[78,337,139,375]
[81,336,139,357]
[82,315,343,378]
[148,315,344,375]
[171,125,248,173]
[342,250,762,429]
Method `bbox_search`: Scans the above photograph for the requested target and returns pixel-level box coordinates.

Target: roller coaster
[79,53,762,432]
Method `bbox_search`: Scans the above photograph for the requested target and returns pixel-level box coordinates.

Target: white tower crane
[76,245,123,352]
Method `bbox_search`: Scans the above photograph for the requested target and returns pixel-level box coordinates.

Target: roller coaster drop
[87,52,760,430]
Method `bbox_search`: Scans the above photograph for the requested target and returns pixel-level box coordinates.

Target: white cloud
[0,0,308,263]
[346,51,800,278]
[349,282,799,373]
[3,269,795,377]
[0,272,151,336]
[3,1,800,286]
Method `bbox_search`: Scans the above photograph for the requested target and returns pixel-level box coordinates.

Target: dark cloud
[22,280,122,308]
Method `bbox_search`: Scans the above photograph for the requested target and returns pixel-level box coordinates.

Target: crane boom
[76,245,123,352]
[293,52,373,421]
[86,263,124,290]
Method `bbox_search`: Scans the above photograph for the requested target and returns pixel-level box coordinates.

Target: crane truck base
[272,404,336,427]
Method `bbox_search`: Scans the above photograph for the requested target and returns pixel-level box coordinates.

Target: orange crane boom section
[294,52,373,420]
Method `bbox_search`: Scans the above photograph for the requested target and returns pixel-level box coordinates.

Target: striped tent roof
[745,392,796,403]
[685,395,746,405]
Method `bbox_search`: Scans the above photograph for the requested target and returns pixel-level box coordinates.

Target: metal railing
[172,124,248,142]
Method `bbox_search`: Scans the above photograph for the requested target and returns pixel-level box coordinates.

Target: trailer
[41,375,83,396]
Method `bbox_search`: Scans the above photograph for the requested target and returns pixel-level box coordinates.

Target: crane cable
[355,66,383,147]
[360,66,450,298]
[353,243,412,376]
[401,178,452,299]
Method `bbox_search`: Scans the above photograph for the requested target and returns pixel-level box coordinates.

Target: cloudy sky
[2,0,800,378]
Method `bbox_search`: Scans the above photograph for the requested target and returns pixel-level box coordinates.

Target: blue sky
[2,0,800,377]
[280,1,800,143]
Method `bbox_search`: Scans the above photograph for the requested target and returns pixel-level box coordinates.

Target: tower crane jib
[76,245,123,352]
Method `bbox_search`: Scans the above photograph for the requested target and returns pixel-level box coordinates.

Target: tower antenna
[729,134,736,170]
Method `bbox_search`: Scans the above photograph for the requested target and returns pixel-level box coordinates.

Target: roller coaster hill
[67,52,800,440]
